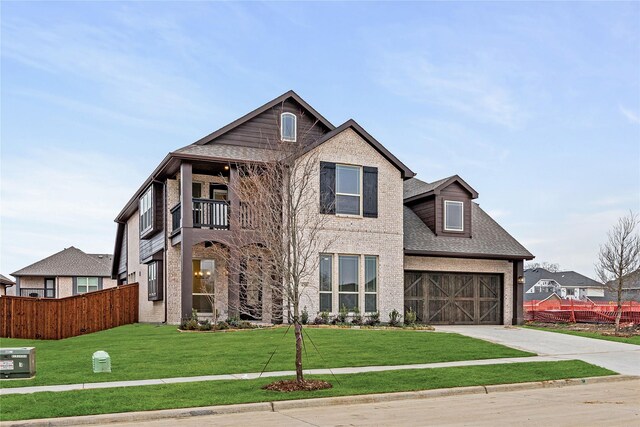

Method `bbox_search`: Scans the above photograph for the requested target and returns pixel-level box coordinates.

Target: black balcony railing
[171,199,230,233]
[20,288,55,298]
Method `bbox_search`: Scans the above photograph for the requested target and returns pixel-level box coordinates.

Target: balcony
[20,288,55,298]
[171,199,230,234]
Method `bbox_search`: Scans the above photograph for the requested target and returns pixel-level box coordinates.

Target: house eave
[404,249,535,261]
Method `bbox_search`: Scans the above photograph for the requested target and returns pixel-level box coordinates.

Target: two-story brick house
[111,91,533,325]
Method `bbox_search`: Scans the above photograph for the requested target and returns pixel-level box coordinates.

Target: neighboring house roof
[0,274,15,287]
[404,176,478,201]
[524,268,602,292]
[12,247,113,277]
[403,204,533,260]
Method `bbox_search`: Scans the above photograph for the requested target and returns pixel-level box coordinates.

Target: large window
[338,255,359,311]
[281,112,297,142]
[336,165,361,215]
[140,187,153,234]
[364,256,377,312]
[193,259,215,313]
[444,200,464,231]
[76,277,99,294]
[319,254,333,312]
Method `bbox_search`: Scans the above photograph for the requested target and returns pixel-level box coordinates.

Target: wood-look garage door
[404,272,502,325]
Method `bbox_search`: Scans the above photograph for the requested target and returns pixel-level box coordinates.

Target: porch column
[227,246,241,318]
[180,162,193,319]
[512,260,524,325]
[228,165,239,230]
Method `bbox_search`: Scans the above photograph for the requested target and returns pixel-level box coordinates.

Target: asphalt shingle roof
[12,247,113,277]
[403,177,453,200]
[174,143,278,162]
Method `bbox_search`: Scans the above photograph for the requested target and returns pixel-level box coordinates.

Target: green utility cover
[0,347,36,379]
[92,350,111,373]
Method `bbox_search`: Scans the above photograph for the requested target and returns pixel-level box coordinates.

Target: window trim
[76,277,100,294]
[444,200,464,232]
[364,255,378,313]
[148,261,163,301]
[139,187,154,235]
[280,112,297,142]
[335,164,362,217]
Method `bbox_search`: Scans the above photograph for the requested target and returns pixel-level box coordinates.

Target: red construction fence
[525,299,640,323]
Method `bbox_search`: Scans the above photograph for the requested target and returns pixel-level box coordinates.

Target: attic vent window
[444,200,464,232]
[281,112,296,142]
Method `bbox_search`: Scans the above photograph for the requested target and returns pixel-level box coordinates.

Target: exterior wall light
[517,276,525,285]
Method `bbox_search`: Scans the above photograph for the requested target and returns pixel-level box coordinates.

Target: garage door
[404,272,502,325]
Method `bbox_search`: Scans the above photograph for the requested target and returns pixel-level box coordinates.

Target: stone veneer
[403,255,514,325]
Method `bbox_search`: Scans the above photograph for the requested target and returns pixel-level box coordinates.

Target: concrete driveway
[436,325,640,375]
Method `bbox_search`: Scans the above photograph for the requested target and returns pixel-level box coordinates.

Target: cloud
[373,53,524,128]
[0,148,141,275]
[619,105,640,124]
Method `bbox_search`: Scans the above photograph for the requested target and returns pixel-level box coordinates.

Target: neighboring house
[0,274,15,296]
[11,247,116,298]
[111,90,533,326]
[525,268,606,301]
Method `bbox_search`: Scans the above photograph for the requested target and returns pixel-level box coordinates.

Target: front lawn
[0,360,613,421]
[0,323,533,388]
[525,324,640,345]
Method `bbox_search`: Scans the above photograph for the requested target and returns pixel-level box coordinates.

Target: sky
[1,1,639,280]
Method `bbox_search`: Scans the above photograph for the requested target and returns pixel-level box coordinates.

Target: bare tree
[595,211,640,333]
[225,107,335,385]
[525,261,561,272]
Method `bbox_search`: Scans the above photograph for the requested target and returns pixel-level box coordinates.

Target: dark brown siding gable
[210,99,330,149]
[437,182,473,237]
[409,196,436,233]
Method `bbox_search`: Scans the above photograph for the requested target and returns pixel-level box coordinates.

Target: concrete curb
[2,375,637,427]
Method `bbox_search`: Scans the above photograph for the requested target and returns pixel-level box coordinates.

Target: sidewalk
[1,355,561,396]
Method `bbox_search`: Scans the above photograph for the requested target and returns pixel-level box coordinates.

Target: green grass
[0,360,613,421]
[0,324,534,388]
[525,325,640,345]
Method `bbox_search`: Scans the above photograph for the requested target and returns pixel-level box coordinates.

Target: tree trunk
[615,303,622,334]
[294,320,304,383]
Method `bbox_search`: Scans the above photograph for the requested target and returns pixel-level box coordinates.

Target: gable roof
[404,203,533,260]
[12,247,113,277]
[304,119,415,179]
[0,274,14,287]
[524,268,602,289]
[193,90,335,146]
[404,176,478,202]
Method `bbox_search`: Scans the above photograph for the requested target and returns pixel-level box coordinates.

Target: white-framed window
[193,259,215,313]
[148,261,162,301]
[444,200,464,231]
[319,254,333,312]
[77,277,99,294]
[140,187,153,234]
[338,255,359,311]
[281,112,297,142]
[336,164,361,216]
[364,256,377,313]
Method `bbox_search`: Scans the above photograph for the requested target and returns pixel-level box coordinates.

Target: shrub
[198,319,212,331]
[216,321,230,330]
[365,311,380,326]
[351,308,363,325]
[301,306,309,325]
[238,321,254,329]
[404,308,417,326]
[321,311,330,324]
[180,318,198,330]
[226,316,241,328]
[337,305,349,324]
[388,309,402,327]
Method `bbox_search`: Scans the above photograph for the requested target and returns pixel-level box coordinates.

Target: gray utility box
[0,347,36,379]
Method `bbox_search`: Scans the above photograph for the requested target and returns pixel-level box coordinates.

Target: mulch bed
[262,379,333,392]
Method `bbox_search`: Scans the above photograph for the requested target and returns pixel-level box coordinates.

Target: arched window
[281,112,297,142]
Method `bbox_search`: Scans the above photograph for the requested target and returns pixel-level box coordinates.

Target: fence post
[569,298,576,323]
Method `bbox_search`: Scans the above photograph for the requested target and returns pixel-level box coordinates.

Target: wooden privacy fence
[0,284,138,340]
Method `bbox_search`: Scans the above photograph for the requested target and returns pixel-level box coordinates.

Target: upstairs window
[336,164,361,215]
[281,112,297,142]
[444,200,463,232]
[140,187,153,234]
